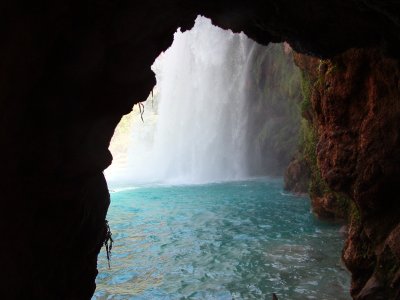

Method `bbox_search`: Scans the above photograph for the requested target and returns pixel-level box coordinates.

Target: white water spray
[106,16,258,185]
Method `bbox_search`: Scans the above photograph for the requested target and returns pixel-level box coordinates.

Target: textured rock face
[1,1,400,299]
[294,49,400,299]
[284,158,310,194]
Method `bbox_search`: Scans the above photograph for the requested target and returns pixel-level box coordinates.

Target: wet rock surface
[293,49,400,299]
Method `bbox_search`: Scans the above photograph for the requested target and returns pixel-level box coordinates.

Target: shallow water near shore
[94,178,350,299]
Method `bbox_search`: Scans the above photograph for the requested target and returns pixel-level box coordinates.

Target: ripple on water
[94,179,351,300]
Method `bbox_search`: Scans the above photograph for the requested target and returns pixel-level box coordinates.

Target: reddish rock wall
[293,49,400,299]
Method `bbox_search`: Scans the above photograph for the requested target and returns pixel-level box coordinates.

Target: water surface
[94,179,350,299]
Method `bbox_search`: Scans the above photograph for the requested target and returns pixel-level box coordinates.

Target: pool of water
[94,178,350,299]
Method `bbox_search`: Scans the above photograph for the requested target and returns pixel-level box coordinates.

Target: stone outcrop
[292,49,400,299]
[1,1,399,299]
[284,157,310,194]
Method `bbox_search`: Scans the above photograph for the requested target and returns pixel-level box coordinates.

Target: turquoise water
[94,178,350,299]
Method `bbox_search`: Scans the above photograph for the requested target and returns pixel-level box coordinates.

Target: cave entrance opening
[94,16,351,300]
[105,16,302,186]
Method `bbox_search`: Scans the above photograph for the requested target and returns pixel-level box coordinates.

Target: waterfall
[106,16,258,185]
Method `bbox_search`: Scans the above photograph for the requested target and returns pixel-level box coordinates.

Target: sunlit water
[94,179,350,299]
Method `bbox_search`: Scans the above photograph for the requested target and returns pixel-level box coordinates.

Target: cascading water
[106,16,258,185]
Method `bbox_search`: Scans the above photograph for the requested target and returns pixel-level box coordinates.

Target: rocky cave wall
[286,49,400,299]
[1,1,399,299]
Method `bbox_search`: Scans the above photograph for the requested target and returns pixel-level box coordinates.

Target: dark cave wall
[0,2,197,298]
[1,0,400,299]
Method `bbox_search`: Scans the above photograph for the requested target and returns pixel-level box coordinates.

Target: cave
[1,1,400,299]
